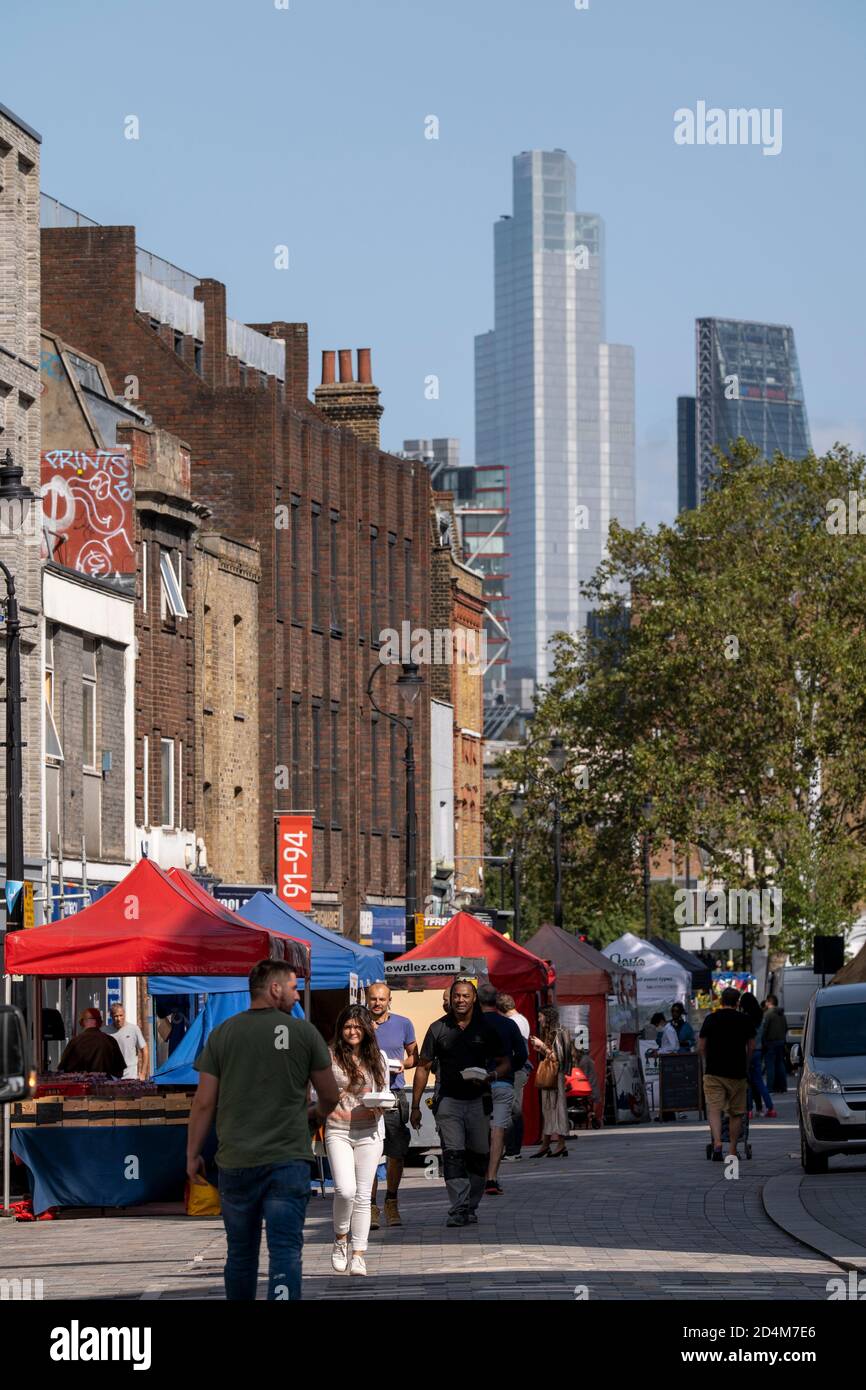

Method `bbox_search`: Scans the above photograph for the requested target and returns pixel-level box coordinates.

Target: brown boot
[383,1197,402,1227]
[370,1204,380,1230]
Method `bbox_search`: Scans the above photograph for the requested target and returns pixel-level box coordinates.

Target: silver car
[794,982,866,1174]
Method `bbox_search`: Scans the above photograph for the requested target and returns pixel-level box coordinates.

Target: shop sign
[385,955,488,980]
[212,883,273,913]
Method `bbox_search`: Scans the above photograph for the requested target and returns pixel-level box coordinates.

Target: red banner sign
[276,815,313,912]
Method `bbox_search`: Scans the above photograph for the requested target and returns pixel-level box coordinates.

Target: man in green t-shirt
[187,959,338,1301]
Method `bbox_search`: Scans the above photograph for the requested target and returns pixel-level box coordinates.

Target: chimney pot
[321,350,336,385]
[357,348,372,384]
[338,349,353,383]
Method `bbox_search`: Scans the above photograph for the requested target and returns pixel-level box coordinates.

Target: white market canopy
[602,932,690,1006]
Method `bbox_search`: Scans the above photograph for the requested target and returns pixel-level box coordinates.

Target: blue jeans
[218,1160,311,1301]
[748,1048,773,1111]
[764,1040,787,1093]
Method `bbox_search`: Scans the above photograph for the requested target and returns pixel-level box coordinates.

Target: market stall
[242,890,385,1039]
[649,936,712,995]
[524,922,638,1125]
[602,931,690,1031]
[148,882,385,1082]
[389,910,554,1146]
[3,858,311,1214]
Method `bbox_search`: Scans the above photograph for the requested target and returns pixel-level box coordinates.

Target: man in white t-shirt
[497,993,531,1161]
[103,1003,148,1080]
[656,1013,681,1055]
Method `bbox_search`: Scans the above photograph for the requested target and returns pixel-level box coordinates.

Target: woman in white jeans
[325,1005,387,1277]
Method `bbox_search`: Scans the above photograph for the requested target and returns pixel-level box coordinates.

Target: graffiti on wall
[40,450,136,577]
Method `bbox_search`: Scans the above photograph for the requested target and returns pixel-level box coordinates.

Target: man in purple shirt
[366,982,417,1229]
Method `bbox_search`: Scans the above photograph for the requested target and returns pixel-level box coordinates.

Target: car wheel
[800,1126,829,1174]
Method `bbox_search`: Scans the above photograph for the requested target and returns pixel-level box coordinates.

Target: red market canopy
[393,910,554,993]
[3,858,309,978]
[166,867,311,970]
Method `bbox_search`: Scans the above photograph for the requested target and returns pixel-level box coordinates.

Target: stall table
[10,1087,212,1214]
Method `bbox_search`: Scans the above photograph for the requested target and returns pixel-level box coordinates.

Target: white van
[768,965,825,1049]
[793,983,866,1173]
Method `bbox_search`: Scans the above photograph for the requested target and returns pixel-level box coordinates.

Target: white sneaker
[350,1252,367,1276]
[331,1239,348,1272]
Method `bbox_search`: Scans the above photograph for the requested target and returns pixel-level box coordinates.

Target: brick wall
[126,422,202,849]
[196,531,262,883]
[430,495,486,898]
[42,226,432,935]
[0,107,42,869]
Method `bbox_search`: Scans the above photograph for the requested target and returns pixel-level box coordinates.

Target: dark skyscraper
[677,396,697,513]
[678,317,811,512]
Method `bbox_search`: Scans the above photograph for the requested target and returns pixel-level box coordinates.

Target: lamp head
[546,737,567,775]
[396,661,423,705]
[0,449,37,539]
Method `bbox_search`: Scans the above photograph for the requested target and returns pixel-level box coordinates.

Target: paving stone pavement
[0,1093,851,1301]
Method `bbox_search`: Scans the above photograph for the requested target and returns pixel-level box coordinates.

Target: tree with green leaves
[489,443,866,959]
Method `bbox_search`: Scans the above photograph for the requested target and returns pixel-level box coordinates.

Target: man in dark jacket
[762,995,789,1093]
[477,983,528,1194]
[57,1008,125,1077]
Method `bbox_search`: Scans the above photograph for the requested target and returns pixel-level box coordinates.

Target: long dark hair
[331,1005,385,1091]
[538,1005,560,1045]
[738,992,763,1029]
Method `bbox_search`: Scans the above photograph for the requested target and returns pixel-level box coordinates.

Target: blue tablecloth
[11,1127,378,1213]
[11,1127,217,1214]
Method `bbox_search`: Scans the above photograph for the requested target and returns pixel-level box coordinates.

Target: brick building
[41,216,432,939]
[0,105,43,922]
[429,495,486,913]
[120,419,209,872]
[196,530,262,884]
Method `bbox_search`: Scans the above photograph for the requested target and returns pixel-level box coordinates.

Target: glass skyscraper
[678,317,811,511]
[475,150,634,707]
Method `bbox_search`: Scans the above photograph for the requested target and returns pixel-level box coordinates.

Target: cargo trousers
[435,1096,490,1217]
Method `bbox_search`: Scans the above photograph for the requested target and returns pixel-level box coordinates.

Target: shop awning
[3,858,307,978]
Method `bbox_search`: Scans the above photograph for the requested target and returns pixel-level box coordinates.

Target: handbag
[184,1178,221,1217]
[535,1053,560,1090]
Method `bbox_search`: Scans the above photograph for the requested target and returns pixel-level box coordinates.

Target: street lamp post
[0,450,36,935]
[546,737,568,930]
[510,789,525,942]
[642,798,653,937]
[0,449,36,1221]
[501,735,569,936]
[367,659,423,952]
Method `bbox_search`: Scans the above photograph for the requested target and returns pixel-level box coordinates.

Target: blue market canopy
[148,893,384,996]
[240,893,385,991]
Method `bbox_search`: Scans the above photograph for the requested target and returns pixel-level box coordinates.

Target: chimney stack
[314,346,383,449]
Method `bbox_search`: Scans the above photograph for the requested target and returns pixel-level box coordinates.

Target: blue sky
[4,0,864,525]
